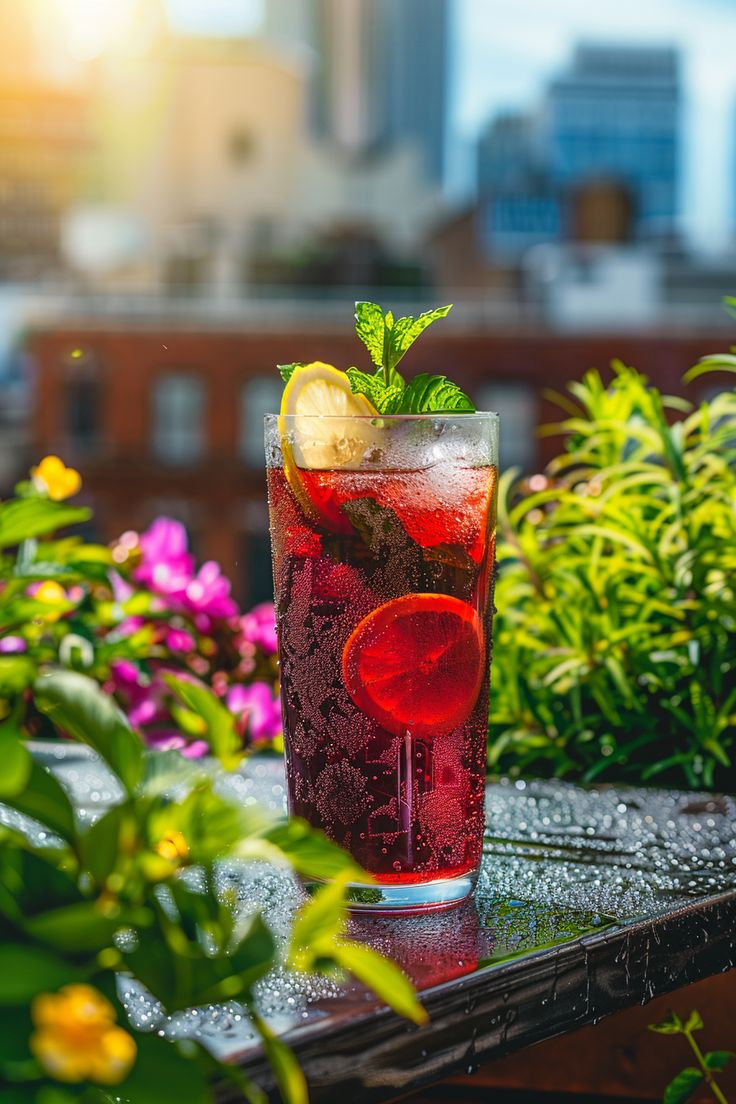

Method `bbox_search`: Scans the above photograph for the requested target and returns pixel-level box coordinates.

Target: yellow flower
[30,984,136,1085]
[34,581,67,605]
[31,456,82,501]
[32,580,68,623]
[155,829,189,862]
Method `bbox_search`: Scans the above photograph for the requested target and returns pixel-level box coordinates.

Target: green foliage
[0,467,281,759]
[663,1069,704,1104]
[490,361,736,790]
[163,674,242,770]
[649,1009,733,1104]
[0,498,90,550]
[345,368,405,414]
[35,671,144,795]
[288,878,427,1026]
[351,301,474,411]
[398,372,476,414]
[0,677,424,1102]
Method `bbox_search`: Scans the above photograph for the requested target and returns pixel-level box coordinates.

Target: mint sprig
[352,301,475,414]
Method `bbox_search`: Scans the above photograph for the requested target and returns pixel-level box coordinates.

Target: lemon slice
[279,362,379,470]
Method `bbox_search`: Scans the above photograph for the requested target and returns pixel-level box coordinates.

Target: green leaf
[0,1086,37,1104]
[117,1032,209,1104]
[278,363,306,384]
[332,940,428,1025]
[163,675,242,770]
[79,803,130,886]
[704,1050,735,1071]
[0,1005,33,1063]
[34,670,144,795]
[0,725,31,798]
[148,783,267,865]
[0,498,90,549]
[684,353,736,382]
[34,1088,85,1104]
[0,845,83,919]
[192,914,276,1004]
[683,1009,703,1033]
[1,757,76,844]
[387,304,452,373]
[397,372,475,414]
[354,301,387,369]
[258,1031,307,1104]
[0,944,81,1004]
[354,302,454,383]
[0,657,35,695]
[346,368,404,414]
[264,819,366,881]
[662,1067,703,1104]
[649,1011,684,1034]
[289,876,346,962]
[25,900,128,953]
[119,921,178,1008]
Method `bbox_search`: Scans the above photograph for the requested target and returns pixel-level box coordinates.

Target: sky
[165,0,736,249]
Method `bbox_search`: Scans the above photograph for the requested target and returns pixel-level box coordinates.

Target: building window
[243,530,274,607]
[239,377,282,467]
[62,349,101,458]
[153,374,205,464]
[66,375,100,455]
[476,381,537,472]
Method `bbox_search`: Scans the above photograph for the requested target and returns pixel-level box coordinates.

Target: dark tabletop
[12,745,736,1104]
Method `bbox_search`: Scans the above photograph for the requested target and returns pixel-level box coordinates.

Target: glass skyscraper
[546,44,680,236]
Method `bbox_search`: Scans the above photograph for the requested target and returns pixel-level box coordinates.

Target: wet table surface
[9,745,736,1103]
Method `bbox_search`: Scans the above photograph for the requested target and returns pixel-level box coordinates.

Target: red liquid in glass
[267,461,496,885]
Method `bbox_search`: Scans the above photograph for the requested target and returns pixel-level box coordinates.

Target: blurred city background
[1,0,735,603]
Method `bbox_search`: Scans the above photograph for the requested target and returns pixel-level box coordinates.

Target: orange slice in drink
[342,593,485,739]
[279,362,379,533]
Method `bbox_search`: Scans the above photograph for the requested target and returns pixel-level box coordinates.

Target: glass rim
[264,411,499,422]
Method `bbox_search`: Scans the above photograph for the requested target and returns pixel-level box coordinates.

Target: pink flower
[109,658,140,688]
[117,616,146,637]
[134,518,194,601]
[145,731,209,758]
[0,636,27,653]
[227,681,281,742]
[165,628,195,653]
[182,562,238,621]
[110,571,133,603]
[237,602,277,655]
[109,659,164,728]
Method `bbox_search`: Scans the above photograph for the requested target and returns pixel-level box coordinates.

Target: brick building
[28,313,722,605]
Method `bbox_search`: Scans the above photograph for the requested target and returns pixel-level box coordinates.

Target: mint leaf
[398,373,475,414]
[388,305,452,374]
[354,302,388,370]
[662,1068,702,1104]
[346,368,403,414]
[649,1012,684,1035]
[704,1051,734,1071]
[278,363,306,383]
[354,301,453,384]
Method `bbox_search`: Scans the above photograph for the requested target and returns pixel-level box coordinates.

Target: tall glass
[265,412,498,911]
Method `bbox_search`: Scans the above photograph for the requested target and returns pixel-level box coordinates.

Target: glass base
[310,870,478,914]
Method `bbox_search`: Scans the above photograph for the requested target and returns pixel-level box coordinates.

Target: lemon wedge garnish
[279,362,379,470]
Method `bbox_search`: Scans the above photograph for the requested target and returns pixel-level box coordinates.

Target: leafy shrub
[0,673,424,1103]
[490,359,736,790]
[0,459,280,760]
